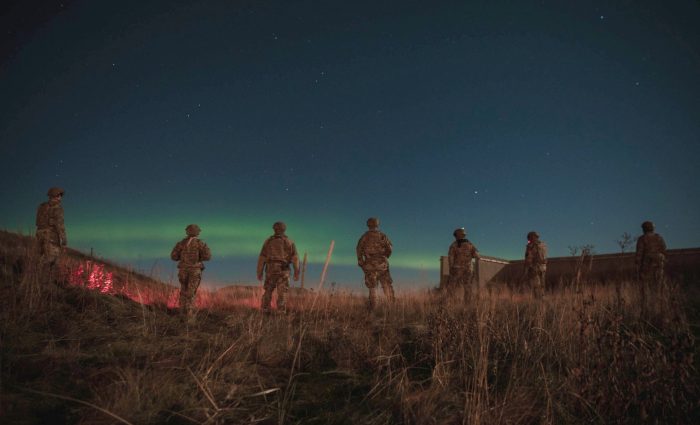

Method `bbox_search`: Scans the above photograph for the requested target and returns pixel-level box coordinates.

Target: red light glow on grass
[69,261,114,294]
[66,261,267,311]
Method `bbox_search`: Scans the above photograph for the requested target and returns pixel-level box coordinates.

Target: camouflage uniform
[356,218,394,309]
[171,224,211,320]
[446,228,479,303]
[257,222,299,313]
[36,187,67,279]
[524,232,547,299]
[635,221,666,310]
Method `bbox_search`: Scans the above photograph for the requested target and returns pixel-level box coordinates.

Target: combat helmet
[453,227,466,238]
[186,224,201,236]
[641,221,654,232]
[527,231,539,241]
[273,221,287,234]
[47,187,65,197]
[366,217,380,228]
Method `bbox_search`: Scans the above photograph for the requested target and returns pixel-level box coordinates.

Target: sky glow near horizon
[1,0,699,288]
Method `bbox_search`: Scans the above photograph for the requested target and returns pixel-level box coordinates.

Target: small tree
[616,232,634,253]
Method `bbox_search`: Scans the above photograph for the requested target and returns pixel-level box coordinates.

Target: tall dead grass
[1,231,698,424]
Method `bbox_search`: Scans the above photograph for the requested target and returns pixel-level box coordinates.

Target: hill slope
[1,231,698,424]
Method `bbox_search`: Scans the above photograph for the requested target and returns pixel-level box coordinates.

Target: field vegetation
[1,230,698,424]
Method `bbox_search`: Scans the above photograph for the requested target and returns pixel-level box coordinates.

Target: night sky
[2,0,699,289]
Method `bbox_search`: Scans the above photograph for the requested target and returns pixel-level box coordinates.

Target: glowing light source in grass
[69,261,114,294]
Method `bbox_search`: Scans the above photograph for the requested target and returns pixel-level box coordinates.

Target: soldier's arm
[200,241,212,262]
[635,237,644,266]
[55,207,67,246]
[171,242,182,261]
[448,243,455,268]
[660,236,667,256]
[35,205,42,227]
[256,257,267,281]
[385,235,393,258]
[472,244,480,259]
[290,242,300,280]
[540,243,548,262]
[257,241,269,280]
[356,236,365,264]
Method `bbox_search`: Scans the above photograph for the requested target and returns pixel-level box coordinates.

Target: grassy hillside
[1,231,698,424]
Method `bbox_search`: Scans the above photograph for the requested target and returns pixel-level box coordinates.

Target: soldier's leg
[178,269,190,314]
[364,271,378,309]
[36,231,54,281]
[379,269,395,302]
[639,269,649,315]
[46,243,61,284]
[462,269,473,304]
[526,268,538,299]
[276,274,290,312]
[655,265,667,303]
[261,274,275,313]
[443,272,458,303]
[185,269,202,318]
[532,270,545,300]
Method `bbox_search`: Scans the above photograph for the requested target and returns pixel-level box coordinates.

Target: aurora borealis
[1,0,699,288]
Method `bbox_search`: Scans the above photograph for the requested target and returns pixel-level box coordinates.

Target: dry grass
[1,230,698,424]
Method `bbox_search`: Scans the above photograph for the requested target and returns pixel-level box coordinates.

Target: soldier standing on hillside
[357,217,395,309]
[257,222,299,314]
[36,187,67,281]
[524,231,547,299]
[446,228,480,303]
[635,221,667,312]
[171,224,211,322]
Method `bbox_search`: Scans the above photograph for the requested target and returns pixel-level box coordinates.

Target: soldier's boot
[261,289,273,314]
[367,287,377,310]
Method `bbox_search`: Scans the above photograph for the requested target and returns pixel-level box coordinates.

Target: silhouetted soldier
[446,228,480,303]
[257,222,299,314]
[356,217,395,309]
[171,224,211,322]
[524,231,547,299]
[36,187,67,281]
[635,221,666,312]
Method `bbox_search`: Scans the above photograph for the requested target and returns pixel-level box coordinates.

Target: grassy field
[1,230,698,424]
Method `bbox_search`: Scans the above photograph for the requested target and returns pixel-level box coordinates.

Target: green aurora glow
[66,215,442,270]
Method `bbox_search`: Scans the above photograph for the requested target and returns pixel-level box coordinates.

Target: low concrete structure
[440,248,700,289]
[439,255,511,288]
